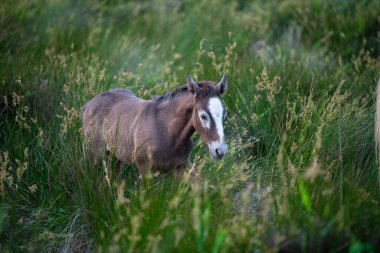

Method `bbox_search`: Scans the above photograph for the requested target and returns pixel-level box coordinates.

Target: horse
[81,75,228,176]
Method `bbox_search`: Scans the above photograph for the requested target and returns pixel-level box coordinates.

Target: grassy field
[1,0,380,252]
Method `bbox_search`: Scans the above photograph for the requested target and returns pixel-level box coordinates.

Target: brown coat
[82,75,228,174]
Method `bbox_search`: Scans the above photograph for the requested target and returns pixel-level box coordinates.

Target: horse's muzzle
[208,142,228,160]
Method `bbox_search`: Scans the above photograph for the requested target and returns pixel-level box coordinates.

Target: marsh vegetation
[0,0,379,252]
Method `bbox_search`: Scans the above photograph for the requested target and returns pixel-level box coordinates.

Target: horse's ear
[217,74,228,96]
[187,75,200,95]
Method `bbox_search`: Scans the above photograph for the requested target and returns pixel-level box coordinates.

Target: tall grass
[1,0,379,252]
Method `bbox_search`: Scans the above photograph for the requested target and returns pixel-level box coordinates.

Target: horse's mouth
[208,142,228,160]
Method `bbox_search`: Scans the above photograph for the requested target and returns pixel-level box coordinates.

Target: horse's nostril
[209,144,227,160]
[215,148,224,159]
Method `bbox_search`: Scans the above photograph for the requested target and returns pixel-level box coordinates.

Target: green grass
[1,0,380,252]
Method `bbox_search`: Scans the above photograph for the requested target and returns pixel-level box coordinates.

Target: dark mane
[152,81,218,103]
[152,85,188,103]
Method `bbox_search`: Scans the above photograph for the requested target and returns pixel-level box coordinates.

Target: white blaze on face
[208,97,224,142]
[197,96,228,159]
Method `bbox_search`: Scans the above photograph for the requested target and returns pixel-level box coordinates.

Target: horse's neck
[161,93,195,147]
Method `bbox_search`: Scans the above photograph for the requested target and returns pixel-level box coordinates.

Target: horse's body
[82,75,228,174]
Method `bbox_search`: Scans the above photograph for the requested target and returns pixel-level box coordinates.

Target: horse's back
[82,89,146,163]
[96,88,141,105]
[82,88,143,124]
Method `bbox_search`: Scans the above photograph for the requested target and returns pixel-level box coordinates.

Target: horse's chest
[151,138,193,164]
[160,139,192,158]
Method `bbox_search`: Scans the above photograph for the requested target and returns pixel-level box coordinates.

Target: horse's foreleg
[136,158,150,177]
[173,161,200,183]
[174,167,185,181]
[116,159,124,176]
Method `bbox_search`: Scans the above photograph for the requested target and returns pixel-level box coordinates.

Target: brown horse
[81,75,228,175]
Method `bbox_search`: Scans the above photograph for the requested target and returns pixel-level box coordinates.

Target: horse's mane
[153,82,217,104]
[152,85,188,103]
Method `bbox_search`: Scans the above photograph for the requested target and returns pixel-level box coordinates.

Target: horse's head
[187,75,228,160]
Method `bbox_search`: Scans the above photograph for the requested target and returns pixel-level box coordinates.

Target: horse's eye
[201,114,208,121]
